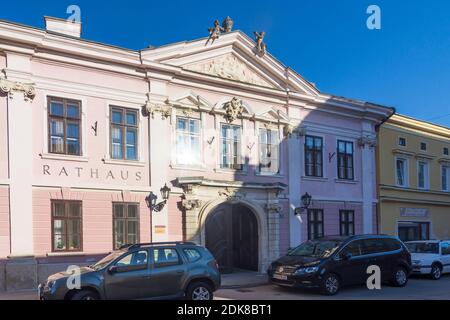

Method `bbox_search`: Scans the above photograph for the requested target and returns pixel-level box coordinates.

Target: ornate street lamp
[294,192,312,216]
[146,184,171,213]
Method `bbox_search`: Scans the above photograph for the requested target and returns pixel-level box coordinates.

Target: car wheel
[430,264,442,280]
[186,282,213,301]
[391,267,408,287]
[320,273,340,296]
[71,290,99,300]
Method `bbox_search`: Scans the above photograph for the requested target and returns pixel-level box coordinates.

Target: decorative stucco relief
[0,73,36,102]
[184,54,272,88]
[223,97,244,123]
[358,135,378,148]
[143,94,172,119]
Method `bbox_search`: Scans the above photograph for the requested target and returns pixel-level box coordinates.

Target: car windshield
[406,242,439,254]
[288,240,342,258]
[91,251,124,270]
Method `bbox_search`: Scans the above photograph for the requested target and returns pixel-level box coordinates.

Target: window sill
[46,252,86,257]
[301,176,328,182]
[335,179,359,184]
[214,168,247,175]
[102,158,146,167]
[40,153,89,162]
[255,172,284,178]
[170,164,207,172]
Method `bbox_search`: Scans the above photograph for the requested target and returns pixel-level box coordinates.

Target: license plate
[273,273,287,280]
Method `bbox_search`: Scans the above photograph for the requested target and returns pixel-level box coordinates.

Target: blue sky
[2,0,450,126]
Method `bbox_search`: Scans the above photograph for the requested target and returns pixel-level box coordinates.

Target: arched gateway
[177,176,286,273]
[205,202,258,272]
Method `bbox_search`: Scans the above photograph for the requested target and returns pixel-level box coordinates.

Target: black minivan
[268,235,412,295]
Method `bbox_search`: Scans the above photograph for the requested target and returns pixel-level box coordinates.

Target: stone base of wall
[0,254,105,292]
[5,258,38,291]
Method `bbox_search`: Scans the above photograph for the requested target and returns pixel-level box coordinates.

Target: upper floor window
[220,124,242,170]
[396,158,408,187]
[442,166,449,192]
[110,107,139,161]
[52,200,82,252]
[337,140,354,180]
[48,97,81,156]
[420,142,427,151]
[399,137,406,147]
[444,147,449,156]
[305,136,323,177]
[259,128,280,174]
[176,117,201,166]
[418,160,429,189]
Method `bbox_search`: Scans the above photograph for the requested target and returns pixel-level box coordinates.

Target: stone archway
[205,202,259,272]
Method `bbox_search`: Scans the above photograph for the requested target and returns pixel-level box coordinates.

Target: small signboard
[400,208,429,217]
[154,225,167,234]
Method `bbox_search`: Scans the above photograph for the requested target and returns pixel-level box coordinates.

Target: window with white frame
[175,117,201,166]
[220,124,242,170]
[259,128,280,174]
[417,160,429,189]
[442,165,450,192]
[396,158,408,187]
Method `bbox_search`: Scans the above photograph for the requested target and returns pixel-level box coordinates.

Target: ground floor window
[339,210,355,236]
[51,200,82,252]
[307,209,324,240]
[113,203,140,249]
[398,221,430,242]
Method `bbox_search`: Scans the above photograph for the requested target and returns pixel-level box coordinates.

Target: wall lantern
[146,183,171,213]
[294,192,312,216]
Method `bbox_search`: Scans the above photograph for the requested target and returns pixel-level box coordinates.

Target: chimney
[44,16,82,38]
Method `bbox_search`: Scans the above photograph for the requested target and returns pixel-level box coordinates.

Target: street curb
[220,281,269,290]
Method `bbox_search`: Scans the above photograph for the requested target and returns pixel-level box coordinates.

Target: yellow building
[378,114,450,241]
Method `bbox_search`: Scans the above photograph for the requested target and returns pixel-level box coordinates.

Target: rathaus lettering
[42,165,143,181]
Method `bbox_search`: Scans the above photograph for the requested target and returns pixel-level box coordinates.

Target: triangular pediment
[184,53,274,88]
[141,31,319,96]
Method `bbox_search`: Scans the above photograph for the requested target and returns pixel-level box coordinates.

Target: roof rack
[125,241,198,250]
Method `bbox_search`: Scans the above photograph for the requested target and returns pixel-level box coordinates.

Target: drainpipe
[140,50,153,242]
[374,106,396,235]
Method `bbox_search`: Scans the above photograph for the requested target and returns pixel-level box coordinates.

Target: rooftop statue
[254,31,267,56]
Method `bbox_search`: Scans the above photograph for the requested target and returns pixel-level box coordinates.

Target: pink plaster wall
[167,195,183,241]
[0,54,8,182]
[0,187,9,258]
[279,200,290,254]
[33,189,150,256]
[300,202,364,242]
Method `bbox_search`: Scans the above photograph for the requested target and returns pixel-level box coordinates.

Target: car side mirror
[108,266,118,274]
[342,252,353,260]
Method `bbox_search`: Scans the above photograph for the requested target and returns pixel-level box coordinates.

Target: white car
[406,240,450,280]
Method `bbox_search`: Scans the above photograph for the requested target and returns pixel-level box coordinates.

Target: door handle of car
[176,270,184,274]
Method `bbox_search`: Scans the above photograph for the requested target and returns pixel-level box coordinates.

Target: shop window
[398,221,430,242]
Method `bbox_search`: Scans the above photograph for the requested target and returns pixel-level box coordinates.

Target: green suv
[38,242,221,300]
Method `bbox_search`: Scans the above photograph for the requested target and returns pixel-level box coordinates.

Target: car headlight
[294,266,319,275]
[46,280,56,289]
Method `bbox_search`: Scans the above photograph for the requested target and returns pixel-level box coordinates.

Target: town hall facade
[0,16,393,290]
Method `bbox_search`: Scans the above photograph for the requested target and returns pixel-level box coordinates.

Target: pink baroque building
[0,17,393,290]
